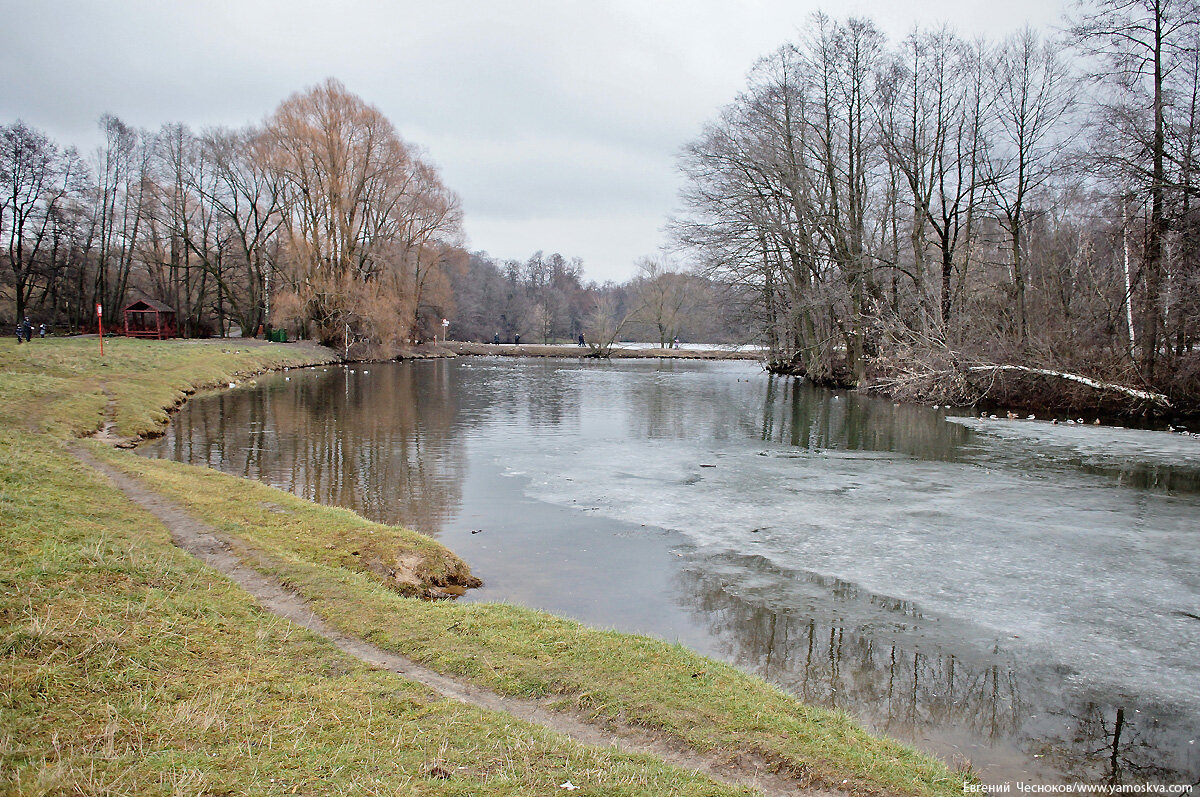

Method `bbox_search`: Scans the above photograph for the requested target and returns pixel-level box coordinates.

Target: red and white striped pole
[96,303,104,356]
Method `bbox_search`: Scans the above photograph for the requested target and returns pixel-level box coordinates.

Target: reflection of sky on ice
[480,369,1200,718]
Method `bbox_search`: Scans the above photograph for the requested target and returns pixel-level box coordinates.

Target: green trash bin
[269,328,287,343]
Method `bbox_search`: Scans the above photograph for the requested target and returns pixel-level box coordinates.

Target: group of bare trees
[1,79,462,352]
[443,250,591,343]
[442,249,750,348]
[673,0,1200,409]
[621,257,757,348]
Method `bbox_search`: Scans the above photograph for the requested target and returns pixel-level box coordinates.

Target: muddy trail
[68,443,836,797]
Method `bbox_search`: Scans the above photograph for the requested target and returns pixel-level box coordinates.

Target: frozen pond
[140,357,1200,784]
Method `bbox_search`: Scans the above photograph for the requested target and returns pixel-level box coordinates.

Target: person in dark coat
[19,317,32,342]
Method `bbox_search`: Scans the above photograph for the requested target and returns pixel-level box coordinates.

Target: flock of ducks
[969,409,1196,436]
[974,410,1101,424]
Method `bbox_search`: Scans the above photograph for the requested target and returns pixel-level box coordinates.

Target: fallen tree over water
[866,348,1187,419]
[965,364,1171,407]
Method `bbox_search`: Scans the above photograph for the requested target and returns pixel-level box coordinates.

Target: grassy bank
[0,336,339,440]
[0,337,967,795]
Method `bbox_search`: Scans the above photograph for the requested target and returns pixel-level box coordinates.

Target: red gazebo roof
[123,298,177,339]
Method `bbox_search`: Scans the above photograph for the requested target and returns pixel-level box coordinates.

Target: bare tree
[91,115,151,328]
[1070,0,1200,376]
[675,43,837,377]
[630,256,690,347]
[878,28,994,337]
[674,16,889,383]
[988,28,1076,344]
[528,301,552,343]
[1166,26,1200,360]
[141,122,223,337]
[202,126,284,337]
[0,121,79,322]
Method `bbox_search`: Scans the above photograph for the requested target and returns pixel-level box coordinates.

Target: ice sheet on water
[968,415,1199,455]
[947,417,1200,493]
[481,420,1200,714]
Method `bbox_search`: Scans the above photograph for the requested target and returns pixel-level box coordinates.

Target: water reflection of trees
[759,376,970,460]
[147,362,469,535]
[675,551,1199,784]
[146,359,589,534]
[622,362,755,441]
[680,558,1021,739]
[626,366,971,462]
[1046,703,1197,785]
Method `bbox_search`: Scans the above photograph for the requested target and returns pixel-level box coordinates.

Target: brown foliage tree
[265,78,461,349]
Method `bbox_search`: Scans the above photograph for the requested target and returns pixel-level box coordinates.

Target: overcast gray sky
[1,0,1068,283]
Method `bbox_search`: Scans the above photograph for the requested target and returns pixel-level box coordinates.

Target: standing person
[38,323,46,338]
[578,333,585,347]
[493,332,500,345]
[14,324,22,344]
[514,333,520,345]
[20,317,32,342]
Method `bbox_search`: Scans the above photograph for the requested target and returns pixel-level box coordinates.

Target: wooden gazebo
[123,299,177,339]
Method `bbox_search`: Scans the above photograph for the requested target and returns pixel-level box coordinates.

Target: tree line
[671,0,1200,412]
[1,80,458,353]
[446,251,752,348]
[2,78,750,355]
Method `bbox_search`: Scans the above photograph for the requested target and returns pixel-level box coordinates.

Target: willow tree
[265,78,461,349]
[630,256,692,348]
[390,158,463,340]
